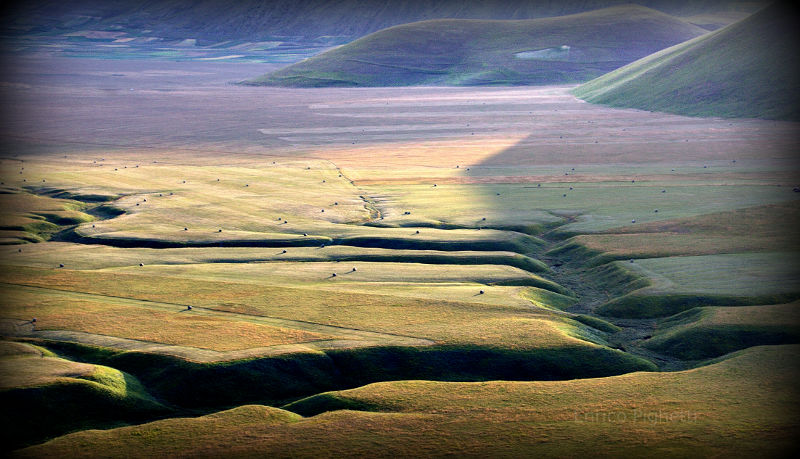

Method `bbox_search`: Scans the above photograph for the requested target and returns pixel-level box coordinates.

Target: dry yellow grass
[16,345,800,458]
[2,286,336,352]
[0,266,588,350]
[571,201,800,257]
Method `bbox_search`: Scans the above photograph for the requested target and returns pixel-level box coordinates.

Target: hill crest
[247,5,709,87]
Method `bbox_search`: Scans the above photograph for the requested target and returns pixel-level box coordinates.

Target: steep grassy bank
[36,340,655,410]
[574,3,800,120]
[17,345,799,458]
[0,342,169,450]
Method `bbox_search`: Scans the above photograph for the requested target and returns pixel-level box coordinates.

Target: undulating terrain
[574,2,800,120]
[250,5,708,86]
[1,1,799,457]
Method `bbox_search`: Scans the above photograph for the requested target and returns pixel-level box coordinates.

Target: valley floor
[0,56,798,456]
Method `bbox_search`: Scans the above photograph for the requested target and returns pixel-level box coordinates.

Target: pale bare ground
[1,57,798,181]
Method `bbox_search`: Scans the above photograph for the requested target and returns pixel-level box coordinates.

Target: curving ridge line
[1,283,435,363]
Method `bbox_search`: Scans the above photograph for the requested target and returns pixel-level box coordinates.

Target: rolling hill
[573,2,800,120]
[2,0,758,42]
[247,5,709,87]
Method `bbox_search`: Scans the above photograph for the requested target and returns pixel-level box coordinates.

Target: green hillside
[3,0,756,41]
[573,2,800,120]
[247,5,708,87]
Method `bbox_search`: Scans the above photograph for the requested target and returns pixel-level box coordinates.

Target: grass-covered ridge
[643,303,800,359]
[596,252,800,318]
[573,3,800,120]
[2,79,798,456]
[0,341,169,450]
[17,345,800,458]
[248,5,707,87]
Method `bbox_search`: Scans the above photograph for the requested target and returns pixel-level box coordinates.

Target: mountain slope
[2,0,758,41]
[247,5,709,87]
[573,2,800,120]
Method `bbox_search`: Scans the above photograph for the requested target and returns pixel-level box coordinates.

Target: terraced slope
[249,5,708,87]
[2,84,798,455]
[574,2,800,120]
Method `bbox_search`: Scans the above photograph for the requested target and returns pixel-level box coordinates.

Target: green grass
[551,201,800,264]
[597,253,800,318]
[0,266,585,350]
[16,345,799,458]
[2,81,799,456]
[0,341,169,450]
[0,242,549,273]
[248,5,706,87]
[574,3,800,120]
[643,303,800,359]
[366,182,799,235]
[0,190,94,244]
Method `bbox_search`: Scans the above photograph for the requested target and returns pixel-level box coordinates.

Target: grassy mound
[248,5,706,87]
[19,345,798,458]
[595,253,800,318]
[0,190,94,244]
[644,303,800,359]
[38,340,654,410]
[0,341,169,451]
[574,3,800,120]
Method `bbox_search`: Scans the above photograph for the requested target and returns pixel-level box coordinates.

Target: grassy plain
[1,56,799,455]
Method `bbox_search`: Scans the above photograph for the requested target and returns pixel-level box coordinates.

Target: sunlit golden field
[0,54,798,457]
